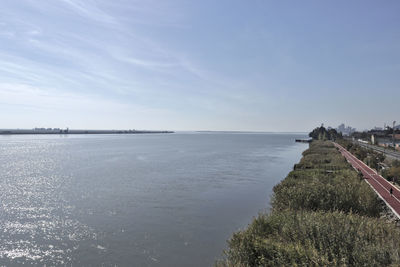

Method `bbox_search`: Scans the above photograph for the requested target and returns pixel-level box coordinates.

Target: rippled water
[0,132,307,266]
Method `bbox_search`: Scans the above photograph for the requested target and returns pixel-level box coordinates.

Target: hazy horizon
[0,127,310,133]
[1,1,399,131]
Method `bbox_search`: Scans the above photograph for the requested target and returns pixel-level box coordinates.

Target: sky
[0,0,399,131]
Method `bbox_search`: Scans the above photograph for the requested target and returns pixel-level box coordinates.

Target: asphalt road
[354,141,400,160]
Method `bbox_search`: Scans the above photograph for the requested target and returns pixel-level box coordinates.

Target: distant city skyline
[1,1,399,132]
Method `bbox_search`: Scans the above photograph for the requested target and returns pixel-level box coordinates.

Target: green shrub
[219,211,400,267]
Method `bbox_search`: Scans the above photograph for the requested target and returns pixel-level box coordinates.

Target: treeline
[218,141,400,266]
[351,126,400,140]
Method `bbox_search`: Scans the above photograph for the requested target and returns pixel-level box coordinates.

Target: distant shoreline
[0,129,174,135]
[195,131,308,134]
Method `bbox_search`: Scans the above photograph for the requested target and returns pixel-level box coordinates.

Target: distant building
[336,123,356,136]
[377,137,400,149]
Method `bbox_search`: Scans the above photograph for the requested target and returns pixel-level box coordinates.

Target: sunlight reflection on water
[0,133,307,266]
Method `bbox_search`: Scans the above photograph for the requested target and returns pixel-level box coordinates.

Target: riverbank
[218,140,400,266]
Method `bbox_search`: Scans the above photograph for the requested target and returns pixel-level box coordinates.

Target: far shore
[0,128,174,135]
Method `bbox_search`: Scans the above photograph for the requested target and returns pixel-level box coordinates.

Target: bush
[219,211,400,266]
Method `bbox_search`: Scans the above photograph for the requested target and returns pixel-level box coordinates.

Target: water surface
[0,132,307,266]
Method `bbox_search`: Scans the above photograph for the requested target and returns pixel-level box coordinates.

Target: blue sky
[0,0,399,131]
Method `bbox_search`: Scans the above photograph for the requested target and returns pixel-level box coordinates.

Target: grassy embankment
[218,141,400,266]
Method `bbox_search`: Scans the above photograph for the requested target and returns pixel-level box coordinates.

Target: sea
[0,132,308,266]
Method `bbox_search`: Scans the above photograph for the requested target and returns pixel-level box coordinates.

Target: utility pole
[394,121,397,148]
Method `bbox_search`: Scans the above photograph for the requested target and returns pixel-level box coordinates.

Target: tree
[309,126,341,141]
[388,167,400,182]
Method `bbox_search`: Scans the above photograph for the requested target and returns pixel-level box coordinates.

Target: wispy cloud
[60,0,118,25]
[1,0,226,90]
[1,0,318,131]
[0,82,172,120]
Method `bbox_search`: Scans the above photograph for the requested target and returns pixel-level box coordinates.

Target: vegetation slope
[218,140,400,266]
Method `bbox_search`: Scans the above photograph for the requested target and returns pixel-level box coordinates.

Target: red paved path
[334,142,400,219]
